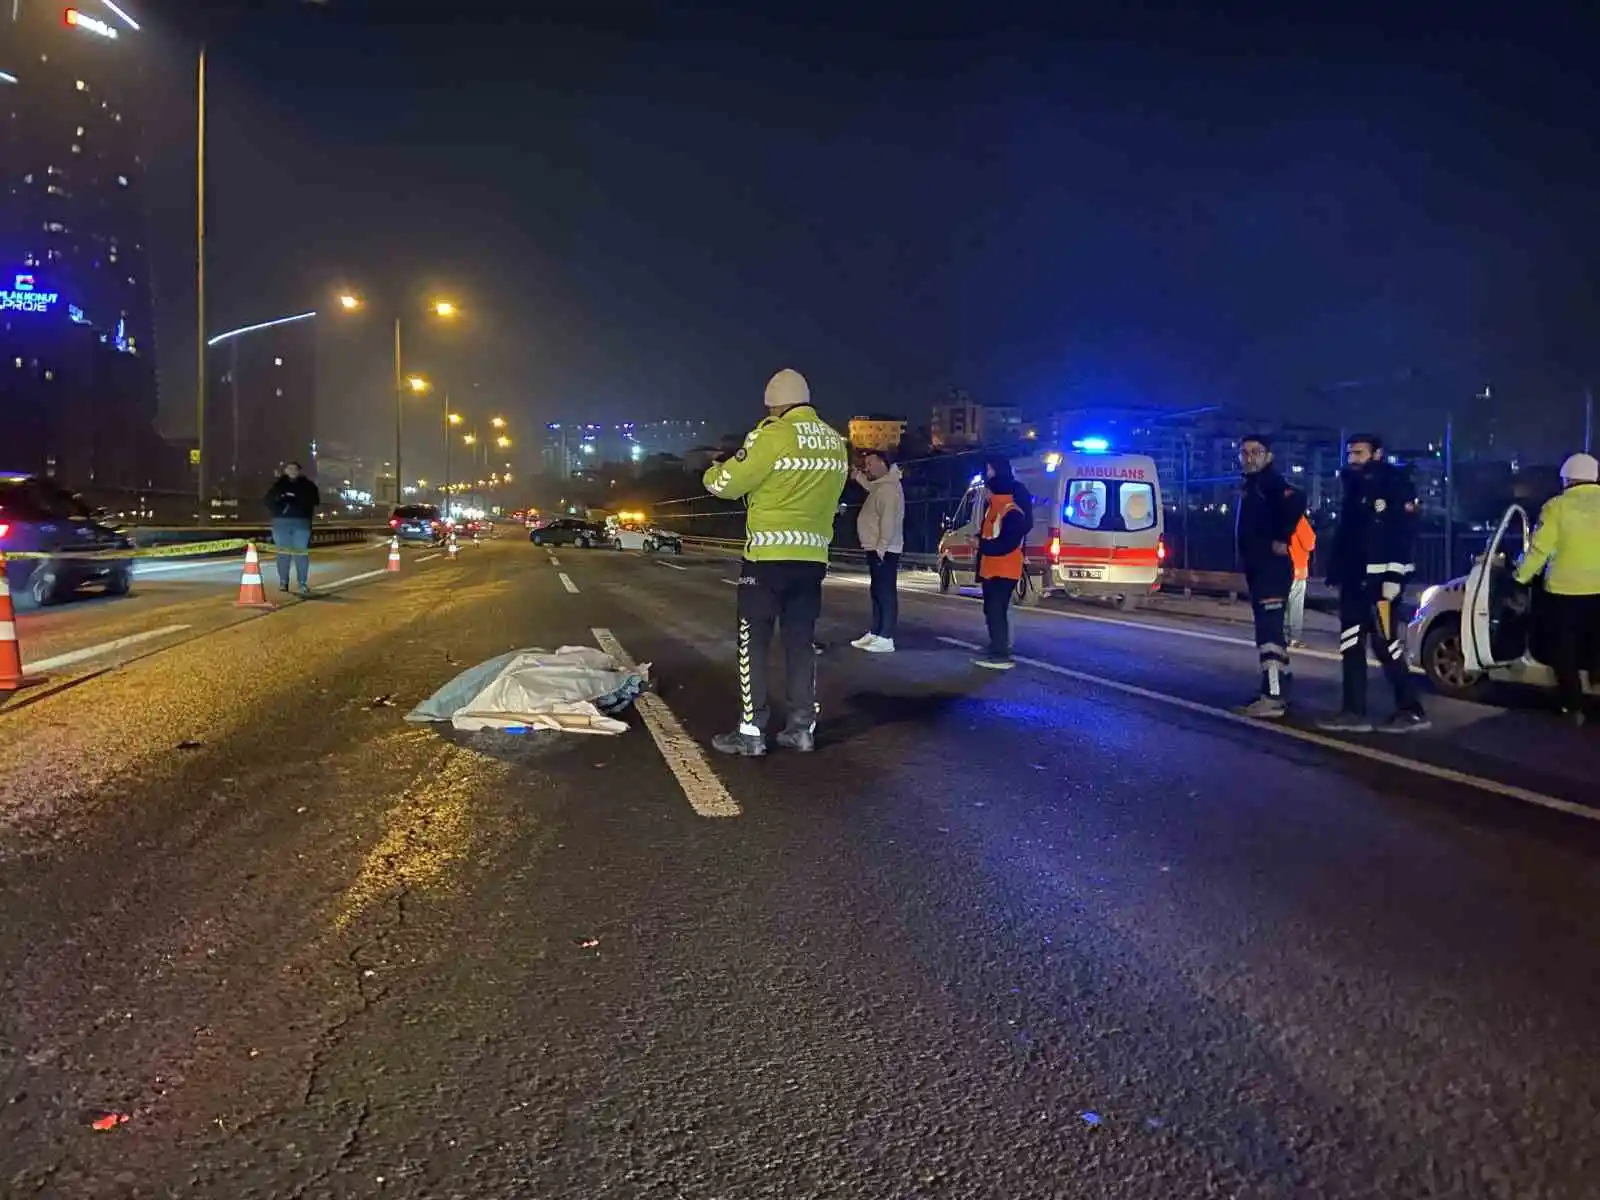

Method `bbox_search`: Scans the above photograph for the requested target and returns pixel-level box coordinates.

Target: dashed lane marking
[549,555,561,566]
[591,627,741,818]
[721,578,738,586]
[937,636,1597,823]
[559,572,580,594]
[657,560,688,571]
[415,552,442,563]
[319,568,392,592]
[22,624,193,673]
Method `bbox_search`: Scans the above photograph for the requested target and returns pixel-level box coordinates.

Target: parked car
[529,518,608,548]
[0,473,134,605]
[1405,503,1596,702]
[390,504,445,545]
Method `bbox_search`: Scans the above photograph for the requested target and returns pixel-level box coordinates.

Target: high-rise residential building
[1,0,159,490]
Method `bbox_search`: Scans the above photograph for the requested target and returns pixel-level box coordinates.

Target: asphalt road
[2,539,1598,1198]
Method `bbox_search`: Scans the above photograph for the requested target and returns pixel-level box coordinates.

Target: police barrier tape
[0,537,398,562]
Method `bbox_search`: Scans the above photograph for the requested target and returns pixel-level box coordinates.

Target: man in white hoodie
[851,450,906,653]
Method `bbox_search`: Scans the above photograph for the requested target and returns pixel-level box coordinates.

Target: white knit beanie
[764,368,810,409]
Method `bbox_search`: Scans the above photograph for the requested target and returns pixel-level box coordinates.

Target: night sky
[146,1,1599,468]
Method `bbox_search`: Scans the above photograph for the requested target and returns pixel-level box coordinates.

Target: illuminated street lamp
[407,374,429,393]
[337,290,458,504]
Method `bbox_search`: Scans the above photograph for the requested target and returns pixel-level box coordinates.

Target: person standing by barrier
[1514,452,1600,727]
[264,461,320,596]
[851,449,905,653]
[1317,433,1429,734]
[1234,436,1306,718]
[1287,512,1317,648]
[973,455,1031,670]
[704,368,850,756]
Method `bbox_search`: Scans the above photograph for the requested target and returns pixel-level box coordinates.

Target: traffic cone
[447,533,459,560]
[235,543,274,608]
[0,553,44,694]
[386,536,402,572]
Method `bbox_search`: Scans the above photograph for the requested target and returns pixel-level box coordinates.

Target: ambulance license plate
[1065,566,1105,581]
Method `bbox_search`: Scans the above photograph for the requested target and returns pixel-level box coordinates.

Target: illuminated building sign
[65,9,119,39]
[0,273,61,314]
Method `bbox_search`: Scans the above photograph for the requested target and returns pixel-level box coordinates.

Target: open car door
[1462,504,1530,673]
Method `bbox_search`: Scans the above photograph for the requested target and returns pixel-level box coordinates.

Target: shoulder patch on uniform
[1374,498,1387,513]
[735,447,748,461]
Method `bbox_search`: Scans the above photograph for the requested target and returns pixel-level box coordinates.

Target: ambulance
[935,442,1166,610]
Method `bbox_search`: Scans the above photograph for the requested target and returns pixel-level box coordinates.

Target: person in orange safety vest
[972,455,1032,671]
[1287,514,1317,648]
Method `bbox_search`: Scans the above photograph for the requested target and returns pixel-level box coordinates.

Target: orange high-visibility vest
[978,492,1024,581]
[1290,515,1316,581]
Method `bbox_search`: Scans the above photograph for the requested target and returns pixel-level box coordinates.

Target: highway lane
[2,541,1599,1196]
[9,540,440,682]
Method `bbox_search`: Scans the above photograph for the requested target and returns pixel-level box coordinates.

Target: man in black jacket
[264,462,320,595]
[1317,434,1429,733]
[1234,435,1306,718]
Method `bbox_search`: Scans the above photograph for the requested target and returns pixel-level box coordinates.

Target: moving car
[0,473,134,604]
[529,518,608,548]
[1405,503,1598,701]
[936,445,1165,610]
[390,504,446,545]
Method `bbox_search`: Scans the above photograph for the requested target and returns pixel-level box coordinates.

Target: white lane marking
[22,624,192,673]
[591,627,740,819]
[548,555,561,566]
[721,578,738,586]
[937,637,1597,822]
[559,572,580,594]
[891,579,1416,672]
[656,560,688,571]
[318,568,391,592]
[133,559,236,577]
[415,552,442,563]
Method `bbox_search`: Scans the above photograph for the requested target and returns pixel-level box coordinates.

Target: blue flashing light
[1071,437,1111,454]
[969,473,985,487]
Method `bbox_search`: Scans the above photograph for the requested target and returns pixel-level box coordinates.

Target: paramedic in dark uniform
[1233,435,1306,719]
[1318,433,1430,734]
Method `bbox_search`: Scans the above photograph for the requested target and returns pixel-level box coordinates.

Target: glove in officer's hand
[1381,580,1401,601]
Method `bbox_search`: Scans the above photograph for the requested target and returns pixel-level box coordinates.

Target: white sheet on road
[406,646,649,735]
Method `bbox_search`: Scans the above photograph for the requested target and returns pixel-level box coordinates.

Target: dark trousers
[868,552,900,638]
[1246,566,1292,699]
[736,559,826,734]
[1337,585,1422,717]
[1546,591,1600,712]
[981,577,1015,659]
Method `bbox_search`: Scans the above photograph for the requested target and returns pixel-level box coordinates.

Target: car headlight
[1418,584,1440,610]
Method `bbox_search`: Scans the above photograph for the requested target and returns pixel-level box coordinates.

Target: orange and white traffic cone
[386,536,402,572]
[0,553,44,694]
[235,542,274,609]
[447,533,459,561]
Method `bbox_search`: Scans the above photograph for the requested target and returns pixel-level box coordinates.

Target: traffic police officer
[1514,452,1600,726]
[1318,433,1430,733]
[704,369,850,755]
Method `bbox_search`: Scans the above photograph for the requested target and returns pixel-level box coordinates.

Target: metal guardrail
[125,523,388,552]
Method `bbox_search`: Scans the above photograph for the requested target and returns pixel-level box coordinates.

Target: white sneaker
[862,636,896,653]
[850,633,877,649]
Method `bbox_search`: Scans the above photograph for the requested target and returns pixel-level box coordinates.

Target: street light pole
[442,393,451,511]
[392,317,404,507]
[195,44,207,516]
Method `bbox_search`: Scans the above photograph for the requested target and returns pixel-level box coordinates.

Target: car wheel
[1422,616,1487,701]
[532,533,544,545]
[643,539,655,553]
[29,566,62,606]
[577,535,590,549]
[104,566,133,597]
[938,561,954,594]
[670,541,683,555]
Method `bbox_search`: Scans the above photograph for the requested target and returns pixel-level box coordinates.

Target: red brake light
[1157,537,1167,562]
[0,522,9,540]
[389,518,399,528]
[1048,528,1061,559]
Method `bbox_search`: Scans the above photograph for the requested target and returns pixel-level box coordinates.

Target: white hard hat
[1559,452,1599,484]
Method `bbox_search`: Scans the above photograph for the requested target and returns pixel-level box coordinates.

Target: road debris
[176,739,204,751]
[576,937,600,949]
[366,694,396,709]
[88,1111,128,1131]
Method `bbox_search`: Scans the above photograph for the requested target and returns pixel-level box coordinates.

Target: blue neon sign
[0,273,60,314]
